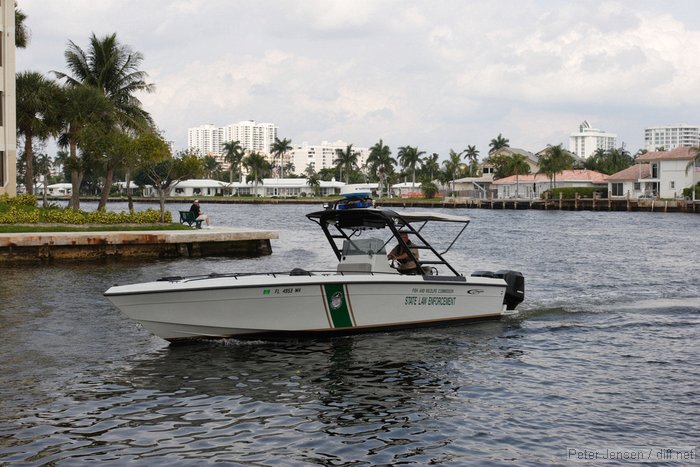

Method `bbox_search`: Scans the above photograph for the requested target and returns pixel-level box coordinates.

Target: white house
[634,147,699,198]
[36,183,72,196]
[390,182,423,198]
[607,164,652,198]
[229,178,344,197]
[493,170,608,198]
[452,176,494,198]
[170,179,229,197]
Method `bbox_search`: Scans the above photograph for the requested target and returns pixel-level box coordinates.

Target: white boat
[104,197,524,342]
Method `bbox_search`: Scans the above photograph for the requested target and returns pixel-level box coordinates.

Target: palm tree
[538,144,574,189]
[243,151,270,196]
[507,154,531,197]
[423,153,440,180]
[442,150,464,194]
[488,133,510,154]
[367,139,396,197]
[221,140,244,184]
[202,155,221,179]
[271,137,292,178]
[334,144,359,184]
[686,148,700,175]
[34,153,53,208]
[54,32,154,209]
[16,71,62,195]
[307,174,321,196]
[57,84,115,210]
[397,145,425,187]
[463,145,480,163]
[15,7,29,49]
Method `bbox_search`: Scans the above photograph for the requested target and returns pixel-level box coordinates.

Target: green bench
[179,210,203,229]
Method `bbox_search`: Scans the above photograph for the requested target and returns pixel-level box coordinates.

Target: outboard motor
[495,270,525,310]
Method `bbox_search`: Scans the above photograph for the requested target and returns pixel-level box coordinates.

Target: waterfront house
[634,147,699,198]
[171,179,229,197]
[493,169,608,198]
[452,175,495,199]
[488,147,540,173]
[390,182,423,198]
[36,183,72,197]
[228,178,344,197]
[607,164,652,199]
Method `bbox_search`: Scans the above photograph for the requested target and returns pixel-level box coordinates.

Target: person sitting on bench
[189,199,210,227]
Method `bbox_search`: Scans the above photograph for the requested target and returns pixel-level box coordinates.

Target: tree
[423,153,440,180]
[584,147,633,175]
[15,7,29,49]
[442,150,464,194]
[686,148,700,175]
[134,149,203,222]
[16,71,62,195]
[397,145,425,186]
[221,140,244,184]
[367,139,396,197]
[57,84,115,210]
[507,154,531,197]
[202,155,221,179]
[54,32,155,209]
[334,144,360,184]
[34,153,53,208]
[488,133,510,154]
[243,152,271,195]
[538,144,575,189]
[420,176,439,198]
[463,145,480,164]
[307,174,321,196]
[271,137,292,178]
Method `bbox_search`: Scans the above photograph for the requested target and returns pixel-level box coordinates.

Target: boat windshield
[342,238,387,257]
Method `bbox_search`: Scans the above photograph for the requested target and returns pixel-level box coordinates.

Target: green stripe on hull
[323,284,353,328]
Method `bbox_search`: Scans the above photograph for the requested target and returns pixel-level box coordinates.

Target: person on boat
[189,199,210,227]
[387,231,419,274]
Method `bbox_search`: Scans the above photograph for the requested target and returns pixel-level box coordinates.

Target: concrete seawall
[0,227,278,262]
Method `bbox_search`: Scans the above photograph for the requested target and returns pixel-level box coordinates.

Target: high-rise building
[289,141,370,176]
[644,124,700,151]
[569,121,617,159]
[0,2,16,196]
[188,121,278,158]
[187,124,223,157]
[222,121,277,154]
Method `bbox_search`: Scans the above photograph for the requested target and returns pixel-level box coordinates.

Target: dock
[0,227,279,262]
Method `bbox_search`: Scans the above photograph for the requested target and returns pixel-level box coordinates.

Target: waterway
[1,203,699,465]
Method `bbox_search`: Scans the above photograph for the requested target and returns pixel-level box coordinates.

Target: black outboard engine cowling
[495,270,525,310]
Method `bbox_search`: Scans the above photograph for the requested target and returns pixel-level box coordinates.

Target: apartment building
[188,121,278,157]
[289,140,370,176]
[0,1,16,196]
[569,121,617,159]
[644,124,700,151]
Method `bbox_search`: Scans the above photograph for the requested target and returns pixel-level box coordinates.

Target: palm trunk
[24,132,34,195]
[158,188,167,223]
[42,178,48,208]
[69,140,81,211]
[98,165,114,211]
[126,168,134,212]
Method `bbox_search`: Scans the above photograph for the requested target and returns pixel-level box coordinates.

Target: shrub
[682,184,700,199]
[0,193,38,207]
[0,206,170,225]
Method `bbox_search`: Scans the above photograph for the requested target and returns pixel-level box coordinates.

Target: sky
[16,0,700,161]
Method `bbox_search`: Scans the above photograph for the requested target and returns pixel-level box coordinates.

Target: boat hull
[105,275,508,341]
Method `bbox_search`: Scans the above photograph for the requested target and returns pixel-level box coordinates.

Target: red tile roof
[493,169,607,184]
[636,146,696,161]
[607,164,651,181]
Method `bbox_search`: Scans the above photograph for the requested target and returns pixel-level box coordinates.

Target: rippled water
[1,202,699,465]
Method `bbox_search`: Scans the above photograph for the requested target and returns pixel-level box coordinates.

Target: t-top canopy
[306,207,470,229]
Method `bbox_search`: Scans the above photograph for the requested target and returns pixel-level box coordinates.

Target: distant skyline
[16,0,700,160]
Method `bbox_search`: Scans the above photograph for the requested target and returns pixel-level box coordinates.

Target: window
[634,182,640,190]
[670,181,675,189]
[612,183,624,196]
[651,163,658,178]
